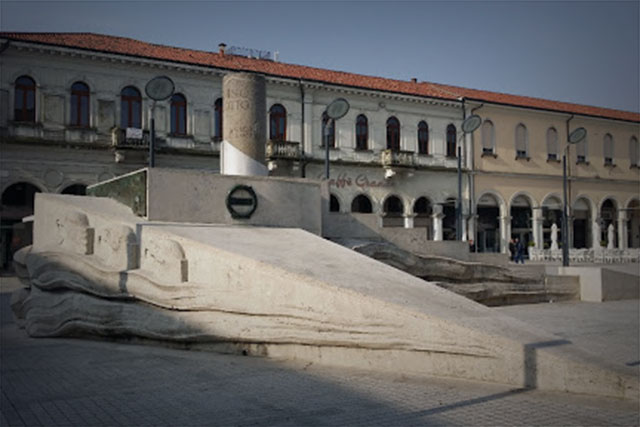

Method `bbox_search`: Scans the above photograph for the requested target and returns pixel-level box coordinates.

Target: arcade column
[432,205,445,241]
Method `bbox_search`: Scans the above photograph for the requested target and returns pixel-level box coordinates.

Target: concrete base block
[547,266,640,302]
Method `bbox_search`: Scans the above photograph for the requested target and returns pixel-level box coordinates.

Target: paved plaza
[1,275,639,426]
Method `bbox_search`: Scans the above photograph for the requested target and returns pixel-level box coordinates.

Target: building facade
[1,32,638,267]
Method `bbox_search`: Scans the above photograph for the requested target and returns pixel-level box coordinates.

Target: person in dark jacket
[509,238,516,261]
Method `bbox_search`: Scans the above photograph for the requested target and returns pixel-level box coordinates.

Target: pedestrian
[514,238,525,264]
[509,238,515,261]
[468,239,476,253]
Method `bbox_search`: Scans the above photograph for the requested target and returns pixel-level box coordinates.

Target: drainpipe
[299,79,306,178]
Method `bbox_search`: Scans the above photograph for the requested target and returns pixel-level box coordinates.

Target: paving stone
[2,276,639,426]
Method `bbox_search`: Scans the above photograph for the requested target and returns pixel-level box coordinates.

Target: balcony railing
[112,127,150,148]
[266,140,301,160]
[381,149,415,168]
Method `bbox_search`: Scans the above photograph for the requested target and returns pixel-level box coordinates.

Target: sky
[2,1,639,113]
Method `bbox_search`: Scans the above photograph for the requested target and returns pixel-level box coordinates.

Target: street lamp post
[323,98,350,179]
[145,76,175,168]
[562,125,587,267]
[457,114,482,241]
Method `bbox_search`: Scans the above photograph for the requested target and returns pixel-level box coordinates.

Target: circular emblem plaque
[226,185,258,219]
[145,76,175,101]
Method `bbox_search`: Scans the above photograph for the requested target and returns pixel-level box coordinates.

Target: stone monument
[550,223,559,251]
[607,224,615,249]
[220,73,267,176]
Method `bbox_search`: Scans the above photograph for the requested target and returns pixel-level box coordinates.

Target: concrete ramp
[11,194,638,400]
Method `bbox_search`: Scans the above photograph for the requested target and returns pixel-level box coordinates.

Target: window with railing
[269,104,286,141]
[121,86,142,129]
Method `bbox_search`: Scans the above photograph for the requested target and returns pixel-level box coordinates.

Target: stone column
[618,210,628,250]
[592,218,601,249]
[532,208,543,249]
[221,73,267,176]
[500,215,511,254]
[432,204,445,241]
[403,213,416,229]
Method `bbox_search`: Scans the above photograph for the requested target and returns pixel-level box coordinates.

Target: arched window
[546,127,558,161]
[214,98,223,141]
[329,194,340,212]
[515,124,528,159]
[61,184,87,195]
[481,120,495,155]
[120,86,142,128]
[171,93,187,135]
[70,82,90,128]
[603,133,614,165]
[322,112,335,148]
[351,194,373,213]
[14,76,36,122]
[355,114,368,150]
[630,136,639,167]
[269,104,286,141]
[383,195,403,217]
[386,117,400,152]
[576,135,588,163]
[446,124,457,157]
[418,121,429,155]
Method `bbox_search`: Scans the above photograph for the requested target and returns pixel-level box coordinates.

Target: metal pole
[562,152,569,266]
[149,101,156,168]
[324,118,331,179]
[457,144,462,241]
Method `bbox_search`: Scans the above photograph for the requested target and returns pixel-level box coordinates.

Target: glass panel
[121,102,129,127]
[71,94,78,125]
[132,101,141,128]
[81,96,89,126]
[15,88,24,110]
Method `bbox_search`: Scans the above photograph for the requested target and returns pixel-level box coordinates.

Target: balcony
[266,140,301,160]
[381,149,415,168]
[112,127,150,148]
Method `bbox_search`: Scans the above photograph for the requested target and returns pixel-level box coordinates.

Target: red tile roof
[2,32,639,123]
